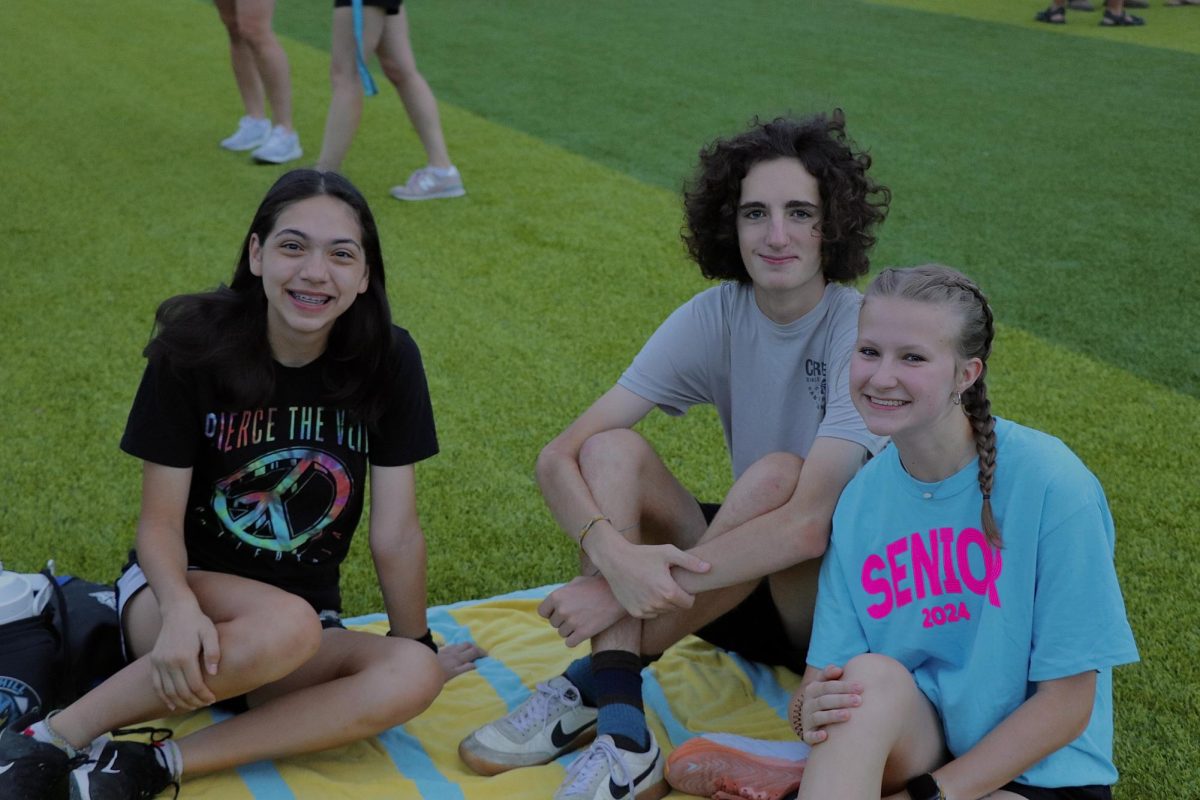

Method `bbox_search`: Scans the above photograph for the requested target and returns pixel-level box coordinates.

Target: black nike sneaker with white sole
[0,725,81,800]
[69,740,178,800]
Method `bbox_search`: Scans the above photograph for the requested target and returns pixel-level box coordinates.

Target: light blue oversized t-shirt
[808,418,1139,788]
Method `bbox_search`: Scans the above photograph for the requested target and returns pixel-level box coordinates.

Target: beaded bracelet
[788,689,805,737]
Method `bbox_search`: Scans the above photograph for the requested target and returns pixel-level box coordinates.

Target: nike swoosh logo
[551,718,597,749]
[0,763,13,775]
[101,753,121,774]
[609,749,659,799]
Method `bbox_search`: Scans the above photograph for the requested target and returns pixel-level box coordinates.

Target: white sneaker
[220,116,272,151]
[665,733,809,800]
[389,166,465,201]
[458,676,597,775]
[251,126,302,164]
[554,733,667,800]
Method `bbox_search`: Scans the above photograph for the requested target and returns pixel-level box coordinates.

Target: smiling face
[249,194,369,364]
[736,157,825,320]
[850,296,982,446]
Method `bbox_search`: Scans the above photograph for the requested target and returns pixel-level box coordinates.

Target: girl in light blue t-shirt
[792,265,1139,800]
[665,265,1138,800]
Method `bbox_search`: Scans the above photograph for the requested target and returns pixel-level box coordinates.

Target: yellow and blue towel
[147,586,802,799]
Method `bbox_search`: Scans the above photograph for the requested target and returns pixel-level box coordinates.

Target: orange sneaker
[666,733,808,800]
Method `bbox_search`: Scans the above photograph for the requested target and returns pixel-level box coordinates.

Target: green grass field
[1,0,1197,796]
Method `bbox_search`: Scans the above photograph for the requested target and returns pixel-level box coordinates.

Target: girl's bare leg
[43,572,324,748]
[215,0,266,118]
[377,7,452,168]
[317,6,386,171]
[797,654,945,800]
[235,0,294,130]
[178,628,442,774]
[44,571,443,776]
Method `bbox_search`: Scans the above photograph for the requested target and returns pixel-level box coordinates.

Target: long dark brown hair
[145,169,395,424]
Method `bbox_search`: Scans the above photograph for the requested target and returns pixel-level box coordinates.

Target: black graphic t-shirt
[120,326,438,611]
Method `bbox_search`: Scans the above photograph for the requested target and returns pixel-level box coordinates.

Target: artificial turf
[1,0,1197,796]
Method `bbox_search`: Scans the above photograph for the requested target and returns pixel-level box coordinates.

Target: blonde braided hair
[866,265,1001,546]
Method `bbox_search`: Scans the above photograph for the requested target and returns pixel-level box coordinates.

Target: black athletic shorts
[333,0,402,16]
[689,501,807,672]
[1000,783,1111,800]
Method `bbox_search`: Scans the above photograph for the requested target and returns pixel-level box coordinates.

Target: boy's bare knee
[578,428,650,477]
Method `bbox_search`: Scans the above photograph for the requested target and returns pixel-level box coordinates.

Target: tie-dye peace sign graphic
[212,448,353,554]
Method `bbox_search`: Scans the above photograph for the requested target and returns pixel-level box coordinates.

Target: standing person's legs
[377,6,452,169]
[317,6,387,171]
[234,0,294,131]
[214,0,273,150]
[215,0,266,119]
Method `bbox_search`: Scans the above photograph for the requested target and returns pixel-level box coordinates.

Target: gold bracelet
[577,515,610,550]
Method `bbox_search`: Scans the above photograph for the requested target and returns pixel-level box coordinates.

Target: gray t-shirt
[618,282,885,479]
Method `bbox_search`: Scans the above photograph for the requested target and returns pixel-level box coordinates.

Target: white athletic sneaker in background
[219,116,272,152]
[251,125,302,164]
[389,165,466,201]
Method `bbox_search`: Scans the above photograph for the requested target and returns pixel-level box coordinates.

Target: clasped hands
[539,535,710,645]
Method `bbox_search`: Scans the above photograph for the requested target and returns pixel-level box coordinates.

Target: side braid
[951,278,1001,546]
[867,265,1002,546]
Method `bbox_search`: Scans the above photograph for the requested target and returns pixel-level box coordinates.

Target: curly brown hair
[682,110,891,284]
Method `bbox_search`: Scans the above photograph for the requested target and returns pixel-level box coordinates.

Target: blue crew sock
[592,650,649,753]
[564,655,597,706]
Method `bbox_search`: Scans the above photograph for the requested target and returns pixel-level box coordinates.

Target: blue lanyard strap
[351,0,378,96]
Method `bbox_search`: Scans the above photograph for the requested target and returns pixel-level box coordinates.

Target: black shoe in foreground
[0,725,78,800]
[69,740,179,800]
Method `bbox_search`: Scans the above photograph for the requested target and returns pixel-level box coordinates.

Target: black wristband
[386,628,439,653]
[905,773,943,800]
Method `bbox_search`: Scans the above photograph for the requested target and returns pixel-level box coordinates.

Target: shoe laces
[95,728,181,800]
[111,726,174,744]
[406,168,436,191]
[509,681,579,735]
[562,738,633,797]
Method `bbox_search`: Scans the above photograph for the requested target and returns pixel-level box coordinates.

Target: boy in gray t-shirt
[460,112,891,800]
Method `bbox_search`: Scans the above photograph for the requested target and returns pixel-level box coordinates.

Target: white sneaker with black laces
[554,733,667,800]
[250,125,302,164]
[458,675,597,775]
[219,116,272,151]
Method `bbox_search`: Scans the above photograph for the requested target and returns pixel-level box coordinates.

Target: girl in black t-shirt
[0,170,483,800]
